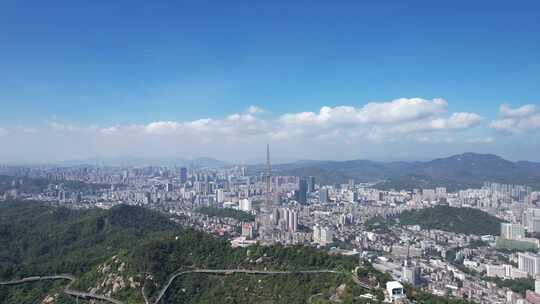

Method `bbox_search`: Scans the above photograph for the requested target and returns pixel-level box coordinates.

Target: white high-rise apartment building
[279,208,298,232]
[435,187,447,199]
[523,208,540,232]
[518,252,540,276]
[287,209,298,232]
[238,199,252,212]
[501,223,525,240]
[216,189,225,203]
[313,224,333,245]
[313,225,321,243]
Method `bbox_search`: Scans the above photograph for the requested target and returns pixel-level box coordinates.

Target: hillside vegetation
[397,205,504,235]
[195,206,255,222]
[0,201,368,304]
[0,201,180,280]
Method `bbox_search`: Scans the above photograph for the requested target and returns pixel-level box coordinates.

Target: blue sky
[0,1,539,162]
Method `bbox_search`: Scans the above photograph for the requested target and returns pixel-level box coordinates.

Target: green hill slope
[0,201,180,279]
[397,205,504,235]
[0,201,368,304]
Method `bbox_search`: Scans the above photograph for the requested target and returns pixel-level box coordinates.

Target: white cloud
[467,137,495,144]
[489,118,519,133]
[499,104,537,118]
[366,113,480,137]
[144,121,184,135]
[99,126,120,135]
[0,127,40,137]
[414,136,457,143]
[49,122,74,131]
[141,113,268,138]
[426,115,470,131]
[280,98,448,126]
[49,122,89,132]
[277,98,478,140]
[246,105,266,114]
[86,98,482,142]
[0,98,498,163]
[358,97,448,123]
[18,127,40,134]
[440,112,483,129]
[490,104,540,134]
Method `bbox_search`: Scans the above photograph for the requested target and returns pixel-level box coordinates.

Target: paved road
[0,275,124,304]
[2,269,371,304]
[153,269,344,304]
[307,292,324,304]
[351,274,375,290]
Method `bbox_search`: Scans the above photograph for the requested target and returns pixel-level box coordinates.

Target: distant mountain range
[267,153,540,191]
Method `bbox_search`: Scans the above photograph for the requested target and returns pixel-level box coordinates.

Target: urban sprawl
[1,159,540,304]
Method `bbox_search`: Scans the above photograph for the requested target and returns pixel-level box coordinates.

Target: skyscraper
[297,177,308,204]
[277,208,298,232]
[288,209,298,232]
[239,198,252,212]
[519,252,540,276]
[501,223,525,240]
[180,167,188,184]
[307,176,316,193]
[216,189,225,203]
[319,187,328,204]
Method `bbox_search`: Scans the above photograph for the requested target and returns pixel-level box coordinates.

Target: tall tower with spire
[257,144,277,236]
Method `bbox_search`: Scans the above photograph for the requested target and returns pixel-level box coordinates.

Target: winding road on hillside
[152,269,374,304]
[0,274,123,304]
[1,269,373,304]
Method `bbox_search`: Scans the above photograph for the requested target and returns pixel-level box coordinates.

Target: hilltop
[396,205,504,235]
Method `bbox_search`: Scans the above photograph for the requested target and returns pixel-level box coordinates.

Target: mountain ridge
[269,153,540,191]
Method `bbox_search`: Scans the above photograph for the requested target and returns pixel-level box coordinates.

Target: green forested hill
[0,201,369,304]
[0,201,181,279]
[397,205,504,235]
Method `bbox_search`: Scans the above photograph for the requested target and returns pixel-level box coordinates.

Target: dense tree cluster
[397,206,503,235]
[195,206,255,222]
[486,277,534,296]
[0,201,180,280]
[405,285,476,304]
